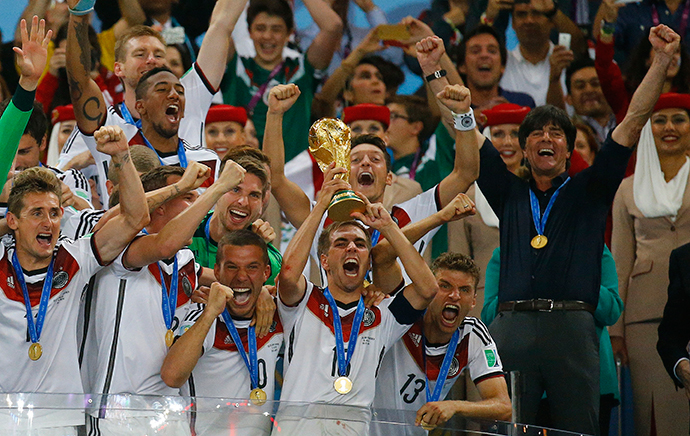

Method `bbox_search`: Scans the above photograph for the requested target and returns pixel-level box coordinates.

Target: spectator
[573,120,598,166]
[46,104,76,167]
[611,93,690,436]
[455,25,535,117]
[165,43,193,78]
[565,57,616,146]
[221,0,343,164]
[204,105,250,159]
[499,0,584,107]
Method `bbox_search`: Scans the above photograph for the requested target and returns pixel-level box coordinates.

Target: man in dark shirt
[459,25,680,435]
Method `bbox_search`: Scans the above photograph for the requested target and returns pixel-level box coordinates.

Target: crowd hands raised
[1,0,690,434]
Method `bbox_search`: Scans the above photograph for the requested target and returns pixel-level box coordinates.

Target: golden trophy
[309,118,366,221]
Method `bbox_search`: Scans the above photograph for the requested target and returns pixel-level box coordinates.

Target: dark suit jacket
[658,242,690,388]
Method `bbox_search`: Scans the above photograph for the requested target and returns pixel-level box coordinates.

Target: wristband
[425,69,447,83]
[543,6,558,18]
[453,108,476,131]
[69,0,96,16]
[601,20,615,35]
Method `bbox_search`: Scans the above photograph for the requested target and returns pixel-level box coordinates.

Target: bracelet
[425,69,447,83]
[601,20,615,35]
[453,108,476,131]
[543,6,558,18]
[480,12,495,26]
[68,0,96,16]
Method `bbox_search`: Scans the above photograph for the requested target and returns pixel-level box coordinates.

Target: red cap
[51,105,75,125]
[653,92,690,113]
[343,104,390,129]
[205,105,248,126]
[483,103,530,127]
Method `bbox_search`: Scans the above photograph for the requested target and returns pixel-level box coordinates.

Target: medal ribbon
[156,257,179,331]
[119,102,142,129]
[246,61,286,116]
[364,229,380,283]
[11,250,55,346]
[139,131,188,168]
[221,309,259,389]
[323,287,366,377]
[529,177,570,239]
[423,329,460,402]
[652,0,690,37]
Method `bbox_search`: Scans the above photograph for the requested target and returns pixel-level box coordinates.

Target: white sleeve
[277,278,313,334]
[63,234,108,278]
[177,301,217,352]
[466,318,504,383]
[60,169,93,207]
[180,64,216,146]
[60,209,105,240]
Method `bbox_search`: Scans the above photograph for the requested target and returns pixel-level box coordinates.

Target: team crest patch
[484,349,499,367]
[448,357,460,377]
[363,309,375,327]
[182,275,193,297]
[52,271,69,289]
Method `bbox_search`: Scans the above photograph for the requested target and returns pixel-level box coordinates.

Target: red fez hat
[343,104,390,129]
[483,103,531,127]
[653,93,690,113]
[205,105,248,127]
[51,105,75,125]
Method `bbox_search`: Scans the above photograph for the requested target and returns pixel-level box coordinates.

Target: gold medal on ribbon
[250,388,267,406]
[28,342,43,361]
[165,329,174,347]
[334,376,353,394]
[531,235,548,249]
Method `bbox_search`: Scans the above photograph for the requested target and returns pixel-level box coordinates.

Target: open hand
[14,16,52,91]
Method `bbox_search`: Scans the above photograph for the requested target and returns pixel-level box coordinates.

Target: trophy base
[328,191,367,221]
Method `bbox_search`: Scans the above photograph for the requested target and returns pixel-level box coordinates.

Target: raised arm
[371,193,476,292]
[303,0,344,70]
[354,199,439,310]
[195,0,249,89]
[123,160,245,268]
[92,126,149,263]
[1,17,51,187]
[66,0,107,134]
[278,164,350,306]
[435,84,483,207]
[264,84,312,229]
[612,25,680,148]
[312,27,385,118]
[110,0,146,39]
[161,282,233,388]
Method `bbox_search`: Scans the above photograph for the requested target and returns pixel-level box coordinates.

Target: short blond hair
[114,25,165,63]
[8,167,62,216]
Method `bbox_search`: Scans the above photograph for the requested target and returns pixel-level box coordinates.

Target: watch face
[461,115,474,128]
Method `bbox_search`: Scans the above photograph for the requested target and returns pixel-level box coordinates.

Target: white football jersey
[371,317,505,436]
[0,235,104,429]
[57,63,218,208]
[178,305,284,436]
[61,208,106,240]
[310,186,441,286]
[274,281,424,434]
[81,245,199,417]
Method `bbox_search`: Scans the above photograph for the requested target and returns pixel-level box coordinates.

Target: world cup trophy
[309,118,366,221]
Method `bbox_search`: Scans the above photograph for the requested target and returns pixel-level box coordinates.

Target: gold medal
[250,388,267,406]
[334,376,353,394]
[28,342,42,361]
[165,329,174,347]
[531,235,548,249]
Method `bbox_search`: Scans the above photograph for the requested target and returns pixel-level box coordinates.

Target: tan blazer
[611,173,690,336]
[448,184,500,318]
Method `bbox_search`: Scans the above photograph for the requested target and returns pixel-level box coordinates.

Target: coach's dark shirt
[477,135,632,307]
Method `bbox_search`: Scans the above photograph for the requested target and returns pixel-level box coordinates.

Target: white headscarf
[474,126,500,228]
[633,119,690,219]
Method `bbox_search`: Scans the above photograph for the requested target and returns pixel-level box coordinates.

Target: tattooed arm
[66,0,107,135]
